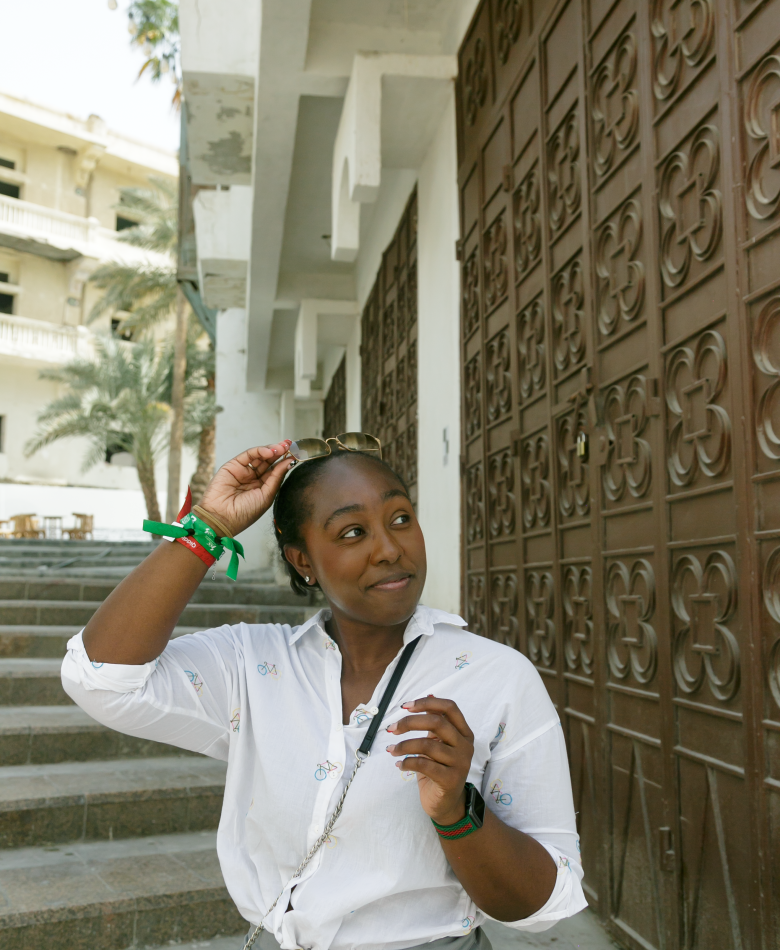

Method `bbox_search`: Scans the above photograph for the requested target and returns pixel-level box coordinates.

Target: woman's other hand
[199,441,294,537]
[386,696,475,825]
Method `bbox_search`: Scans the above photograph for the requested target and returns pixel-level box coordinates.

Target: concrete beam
[192,186,252,309]
[294,297,358,399]
[245,0,315,392]
[331,53,456,262]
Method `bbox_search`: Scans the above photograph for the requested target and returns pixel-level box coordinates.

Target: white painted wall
[416,93,461,616]
[215,307,282,573]
[0,483,153,541]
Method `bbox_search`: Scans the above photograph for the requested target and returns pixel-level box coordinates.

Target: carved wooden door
[324,355,346,439]
[361,188,419,502]
[456,3,780,950]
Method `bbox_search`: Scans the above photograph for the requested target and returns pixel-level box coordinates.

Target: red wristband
[175,534,216,568]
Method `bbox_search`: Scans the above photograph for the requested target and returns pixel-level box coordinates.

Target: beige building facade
[0,92,182,534]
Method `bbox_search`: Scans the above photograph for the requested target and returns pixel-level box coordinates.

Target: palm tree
[25,337,173,522]
[88,177,217,518]
[88,176,177,335]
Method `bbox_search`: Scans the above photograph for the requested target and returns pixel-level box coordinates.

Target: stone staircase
[0,539,313,949]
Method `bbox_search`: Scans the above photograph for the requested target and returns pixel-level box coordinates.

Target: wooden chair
[63,513,94,541]
[6,514,44,539]
[0,519,12,539]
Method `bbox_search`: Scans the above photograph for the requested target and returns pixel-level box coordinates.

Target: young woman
[62,440,586,950]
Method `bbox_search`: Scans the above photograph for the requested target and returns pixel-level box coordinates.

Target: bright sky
[0,0,179,153]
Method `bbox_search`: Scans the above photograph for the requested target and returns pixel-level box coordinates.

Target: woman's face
[286,456,427,628]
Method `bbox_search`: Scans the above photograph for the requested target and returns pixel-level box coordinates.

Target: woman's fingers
[231,442,291,484]
[387,712,462,747]
[396,757,450,784]
[387,737,459,765]
[398,697,474,740]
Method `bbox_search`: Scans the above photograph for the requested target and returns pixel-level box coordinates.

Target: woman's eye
[342,527,362,539]
[392,513,410,525]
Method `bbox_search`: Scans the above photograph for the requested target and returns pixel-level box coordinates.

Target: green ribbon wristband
[143,512,245,581]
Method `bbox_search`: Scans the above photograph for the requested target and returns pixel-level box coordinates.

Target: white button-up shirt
[61,606,587,950]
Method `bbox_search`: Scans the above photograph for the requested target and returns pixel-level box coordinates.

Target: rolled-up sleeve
[61,625,243,760]
[480,698,587,930]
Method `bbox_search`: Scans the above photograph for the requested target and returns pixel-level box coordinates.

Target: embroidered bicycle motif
[184,670,203,695]
[325,834,338,849]
[489,779,513,805]
[257,661,280,678]
[230,708,241,733]
[494,721,506,743]
[400,767,417,782]
[461,916,475,933]
[91,661,104,668]
[558,855,571,870]
[455,652,472,670]
[351,705,377,726]
[314,759,342,781]
[324,638,337,651]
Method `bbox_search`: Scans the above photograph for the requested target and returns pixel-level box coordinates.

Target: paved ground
[148,910,619,950]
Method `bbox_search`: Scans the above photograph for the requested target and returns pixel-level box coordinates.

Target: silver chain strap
[241,750,369,950]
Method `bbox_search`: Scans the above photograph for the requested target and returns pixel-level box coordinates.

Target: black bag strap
[358,635,422,757]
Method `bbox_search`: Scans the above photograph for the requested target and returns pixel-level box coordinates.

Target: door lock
[576,431,589,461]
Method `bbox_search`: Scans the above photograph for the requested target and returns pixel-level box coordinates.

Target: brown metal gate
[455,2,780,949]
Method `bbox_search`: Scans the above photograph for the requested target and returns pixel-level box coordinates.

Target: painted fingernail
[386,744,396,753]
[401,702,414,709]
[395,761,404,769]
[387,722,397,732]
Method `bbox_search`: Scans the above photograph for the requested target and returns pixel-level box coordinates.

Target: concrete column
[416,94,462,616]
[215,307,281,575]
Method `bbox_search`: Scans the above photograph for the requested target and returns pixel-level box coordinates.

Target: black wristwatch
[464,782,486,828]
[431,782,485,839]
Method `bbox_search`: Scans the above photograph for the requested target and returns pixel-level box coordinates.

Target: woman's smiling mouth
[370,573,412,592]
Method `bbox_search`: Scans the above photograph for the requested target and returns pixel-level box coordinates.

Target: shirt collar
[289,603,466,646]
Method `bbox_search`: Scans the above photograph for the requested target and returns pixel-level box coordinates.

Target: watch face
[467,783,486,827]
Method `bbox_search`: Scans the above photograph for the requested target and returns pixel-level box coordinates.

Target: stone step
[0,707,200,766]
[0,540,156,552]
[0,756,226,849]
[0,659,70,706]
[0,831,245,949]
[0,600,308,629]
[0,624,203,659]
[144,937,245,950]
[0,575,310,607]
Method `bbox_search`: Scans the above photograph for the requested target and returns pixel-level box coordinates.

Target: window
[116,215,137,232]
[0,272,12,315]
[0,158,14,169]
[111,318,133,341]
[0,181,20,199]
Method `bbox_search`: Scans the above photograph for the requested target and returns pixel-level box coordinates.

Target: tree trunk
[136,454,162,522]
[165,286,188,522]
[190,417,216,505]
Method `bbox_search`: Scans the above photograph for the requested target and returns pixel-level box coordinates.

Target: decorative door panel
[457,1,776,949]
[361,189,418,502]
[323,355,346,439]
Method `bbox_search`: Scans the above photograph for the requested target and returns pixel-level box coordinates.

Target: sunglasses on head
[284,432,382,467]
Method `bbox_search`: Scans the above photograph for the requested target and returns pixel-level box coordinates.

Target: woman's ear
[283,544,314,583]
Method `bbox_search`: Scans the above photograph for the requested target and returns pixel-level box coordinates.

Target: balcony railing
[0,194,171,267]
[0,313,94,364]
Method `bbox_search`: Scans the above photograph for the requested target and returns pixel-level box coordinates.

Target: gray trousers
[245,926,493,950]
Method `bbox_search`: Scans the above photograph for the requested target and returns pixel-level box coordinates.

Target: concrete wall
[0,360,195,525]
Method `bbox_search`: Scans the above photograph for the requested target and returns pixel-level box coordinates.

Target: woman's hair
[272,450,408,597]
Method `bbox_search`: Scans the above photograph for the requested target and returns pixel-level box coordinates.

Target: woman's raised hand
[198,441,293,537]
[386,697,475,825]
